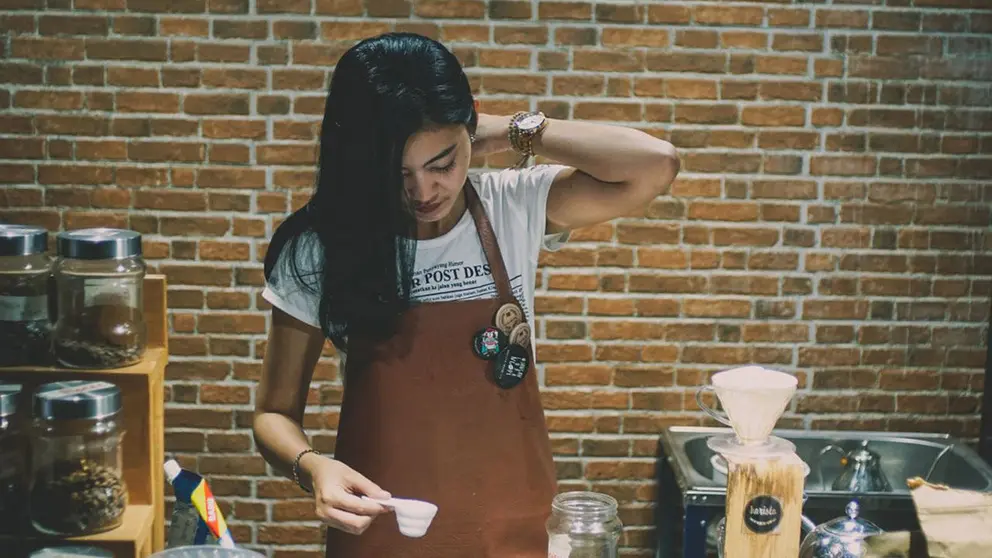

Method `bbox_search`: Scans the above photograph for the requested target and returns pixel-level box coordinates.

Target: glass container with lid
[53,228,146,369]
[798,501,883,558]
[30,380,128,536]
[0,383,27,535]
[547,491,623,558]
[0,224,53,367]
[31,546,114,557]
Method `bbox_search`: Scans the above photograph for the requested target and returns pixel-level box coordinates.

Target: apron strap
[464,181,515,304]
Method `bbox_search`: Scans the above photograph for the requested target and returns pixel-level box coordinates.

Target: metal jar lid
[34,381,122,421]
[0,224,48,257]
[57,228,142,260]
[30,547,114,558]
[0,383,21,418]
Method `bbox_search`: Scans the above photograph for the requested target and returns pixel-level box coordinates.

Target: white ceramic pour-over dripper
[695,366,798,445]
[362,496,438,538]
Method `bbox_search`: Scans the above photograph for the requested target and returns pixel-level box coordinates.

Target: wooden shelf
[0,274,168,558]
[3,347,167,376]
[4,505,155,556]
[0,347,168,382]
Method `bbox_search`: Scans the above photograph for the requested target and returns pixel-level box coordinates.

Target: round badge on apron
[494,303,523,335]
[508,322,530,349]
[472,326,507,360]
[493,343,530,389]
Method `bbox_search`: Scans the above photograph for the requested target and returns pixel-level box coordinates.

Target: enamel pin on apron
[472,326,507,360]
[508,322,530,349]
[490,306,531,389]
[494,302,523,334]
[494,343,530,389]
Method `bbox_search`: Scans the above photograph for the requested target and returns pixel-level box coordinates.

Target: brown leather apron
[325,184,558,557]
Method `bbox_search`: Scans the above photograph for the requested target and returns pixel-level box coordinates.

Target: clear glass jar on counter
[547,491,623,558]
[53,228,146,369]
[0,224,53,367]
[0,383,28,535]
[30,380,128,536]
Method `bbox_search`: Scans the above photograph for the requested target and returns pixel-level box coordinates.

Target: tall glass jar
[53,228,146,369]
[0,224,53,367]
[547,491,623,558]
[30,380,128,536]
[0,383,27,535]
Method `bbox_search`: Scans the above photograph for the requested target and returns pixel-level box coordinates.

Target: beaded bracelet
[293,448,320,493]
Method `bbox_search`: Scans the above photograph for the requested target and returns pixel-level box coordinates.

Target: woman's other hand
[302,452,393,535]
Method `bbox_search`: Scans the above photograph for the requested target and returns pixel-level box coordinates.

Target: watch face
[518,113,545,131]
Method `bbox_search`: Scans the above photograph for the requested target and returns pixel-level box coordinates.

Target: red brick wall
[2,1,991,555]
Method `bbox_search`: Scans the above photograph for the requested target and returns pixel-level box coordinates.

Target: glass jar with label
[0,383,27,535]
[0,224,53,367]
[547,491,623,558]
[30,380,128,536]
[53,228,146,369]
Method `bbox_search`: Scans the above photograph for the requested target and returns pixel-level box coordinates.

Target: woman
[254,32,679,557]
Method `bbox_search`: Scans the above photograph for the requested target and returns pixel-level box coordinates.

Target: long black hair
[263,32,478,350]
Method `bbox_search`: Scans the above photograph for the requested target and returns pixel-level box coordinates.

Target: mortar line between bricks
[12,78,992,92]
[7,169,991,183]
[6,145,992,158]
[533,305,989,313]
[6,120,992,133]
[559,316,992,324]
[540,242,984,249]
[46,9,985,24]
[5,105,992,118]
[9,69,992,86]
[534,263,992,271]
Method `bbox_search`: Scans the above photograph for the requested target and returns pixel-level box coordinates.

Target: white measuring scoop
[362,495,438,538]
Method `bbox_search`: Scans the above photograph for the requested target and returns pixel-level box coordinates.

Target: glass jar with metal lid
[30,380,128,536]
[547,491,623,558]
[0,224,53,367]
[53,228,146,369]
[0,383,28,535]
[30,547,114,558]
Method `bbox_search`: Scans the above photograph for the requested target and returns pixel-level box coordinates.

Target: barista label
[83,278,140,309]
[0,295,48,322]
[743,495,782,534]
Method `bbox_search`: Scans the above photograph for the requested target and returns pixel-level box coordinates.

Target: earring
[469,133,476,144]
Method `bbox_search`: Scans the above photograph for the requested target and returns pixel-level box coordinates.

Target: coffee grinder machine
[695,366,808,558]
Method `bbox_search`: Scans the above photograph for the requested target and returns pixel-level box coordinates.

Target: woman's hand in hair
[469,113,512,157]
[303,452,392,535]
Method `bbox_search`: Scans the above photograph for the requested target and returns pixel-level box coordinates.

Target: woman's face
[401,124,472,223]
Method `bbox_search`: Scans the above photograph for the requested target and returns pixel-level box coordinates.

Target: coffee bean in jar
[53,228,146,369]
[0,383,28,535]
[30,380,128,536]
[0,224,53,367]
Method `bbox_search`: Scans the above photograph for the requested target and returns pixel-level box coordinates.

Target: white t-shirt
[261,164,569,355]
